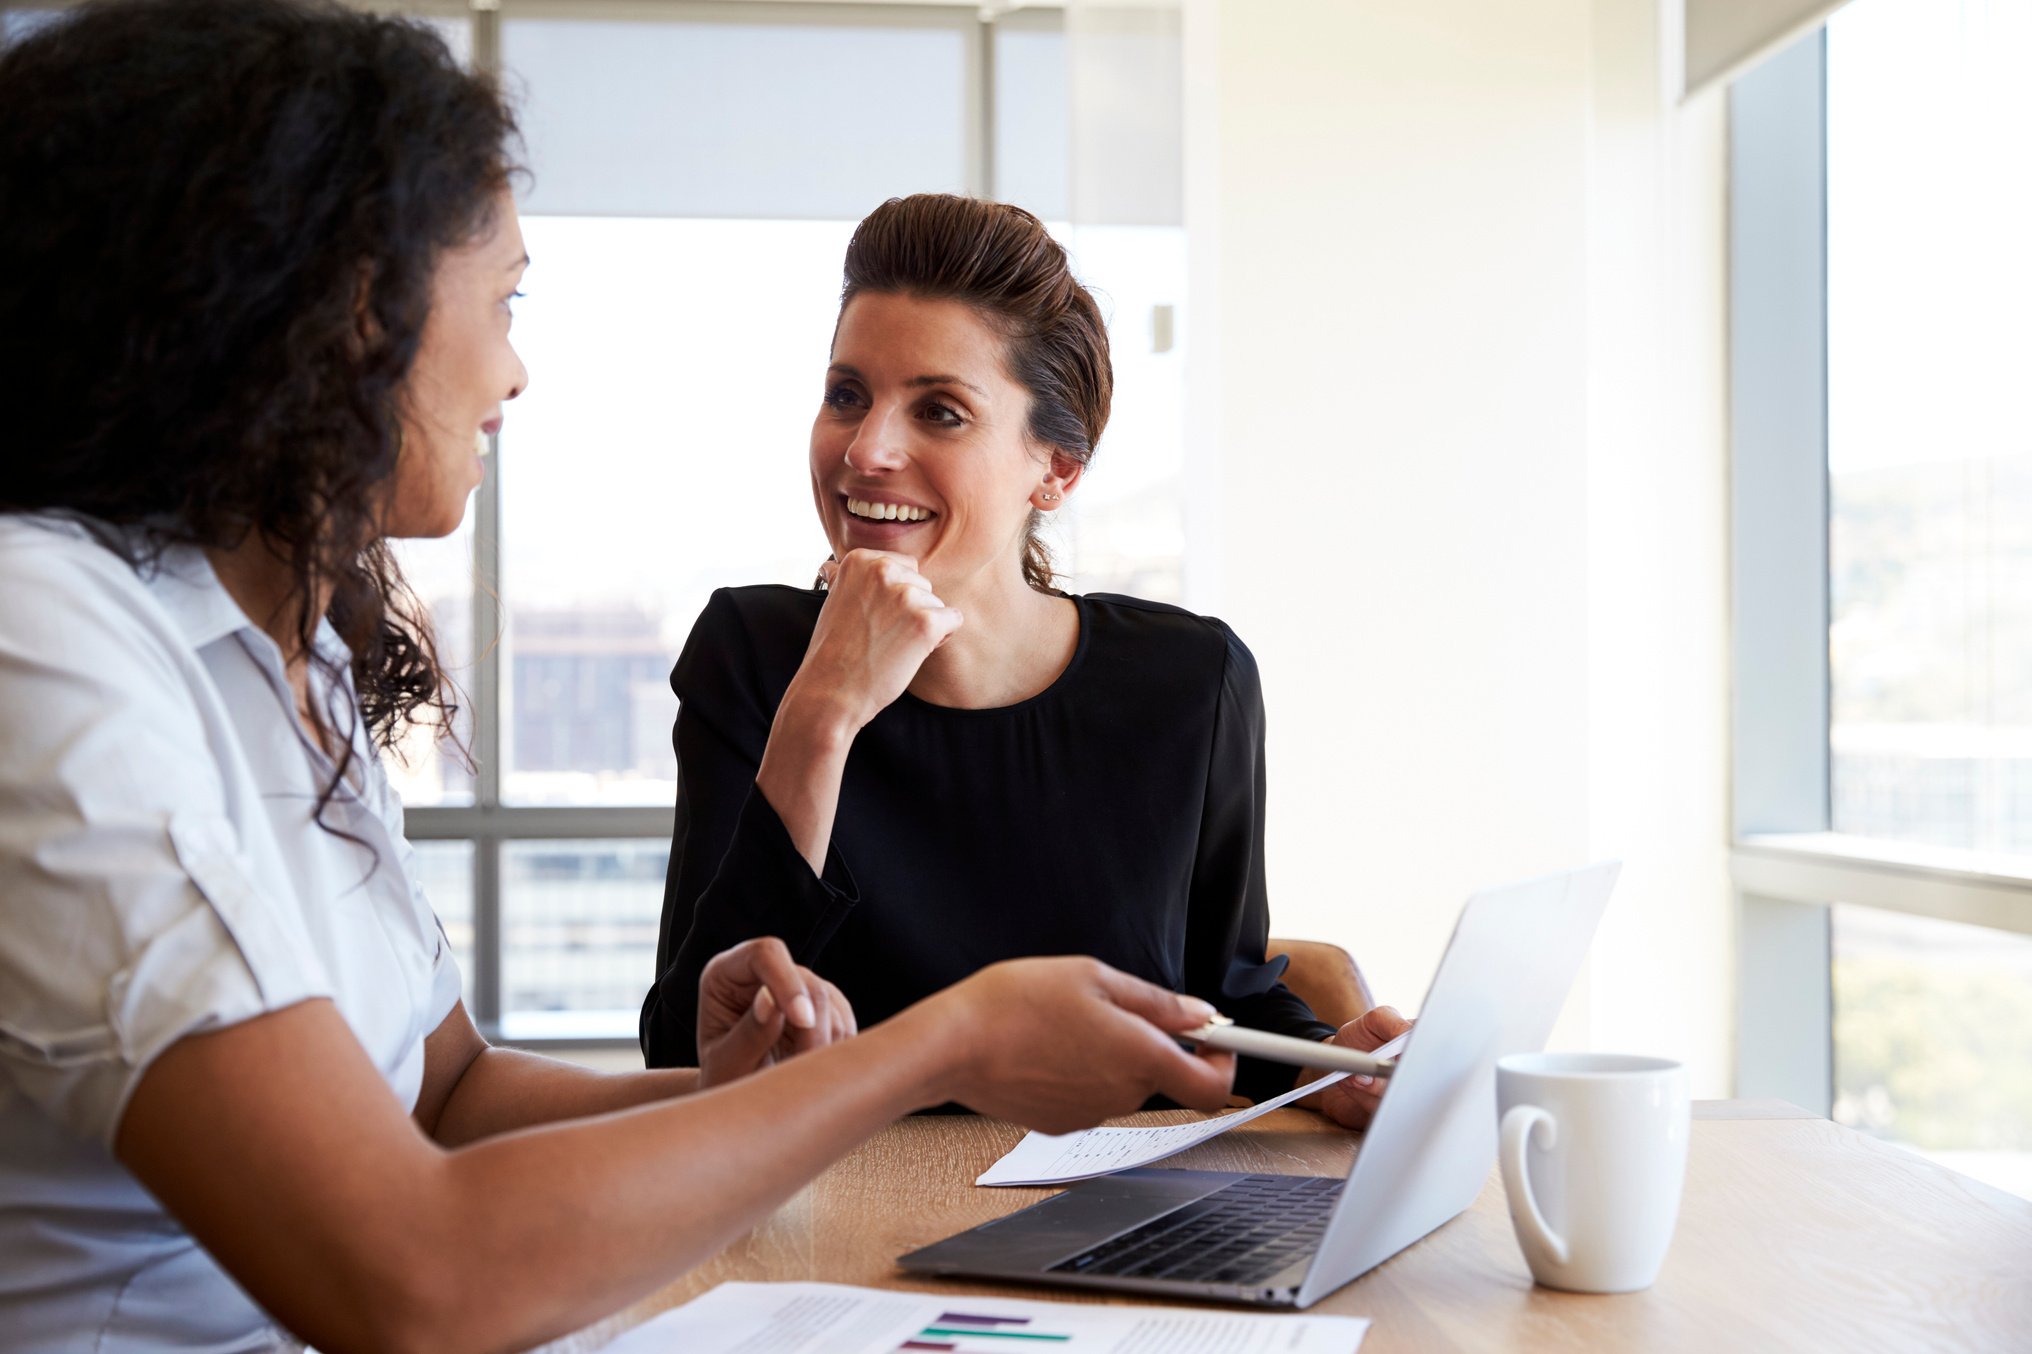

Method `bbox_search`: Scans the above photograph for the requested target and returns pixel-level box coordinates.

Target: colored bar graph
[893,1309,1075,1351]
[937,1313,1036,1327]
[919,1329,1071,1341]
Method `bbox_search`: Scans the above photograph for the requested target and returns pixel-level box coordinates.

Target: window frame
[1728,24,2032,1115]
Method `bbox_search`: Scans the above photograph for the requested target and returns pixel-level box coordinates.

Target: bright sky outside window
[1826,0,2032,856]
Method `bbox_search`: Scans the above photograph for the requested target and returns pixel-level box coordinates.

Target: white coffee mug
[1495,1052,1689,1293]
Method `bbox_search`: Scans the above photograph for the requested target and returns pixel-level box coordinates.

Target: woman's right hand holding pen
[903,957,1239,1132]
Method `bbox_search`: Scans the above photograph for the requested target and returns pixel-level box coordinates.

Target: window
[500,838,671,1040]
[1832,905,2032,1200]
[387,2,1190,1046]
[1730,0,2032,1203]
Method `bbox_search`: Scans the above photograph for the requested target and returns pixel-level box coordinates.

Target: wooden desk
[558,1101,2032,1352]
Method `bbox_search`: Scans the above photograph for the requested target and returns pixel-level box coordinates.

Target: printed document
[595,1281,1369,1353]
[976,1032,1410,1188]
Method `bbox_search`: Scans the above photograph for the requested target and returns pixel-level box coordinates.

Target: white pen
[1180,1013,1399,1079]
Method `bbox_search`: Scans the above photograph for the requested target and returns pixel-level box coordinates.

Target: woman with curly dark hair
[0,3,1235,1348]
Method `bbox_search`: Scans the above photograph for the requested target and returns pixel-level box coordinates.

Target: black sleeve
[1183,623,1336,1104]
[638,591,859,1068]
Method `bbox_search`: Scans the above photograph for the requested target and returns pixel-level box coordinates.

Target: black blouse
[638,586,1335,1104]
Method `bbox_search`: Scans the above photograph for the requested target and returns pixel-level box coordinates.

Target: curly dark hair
[0,0,519,802]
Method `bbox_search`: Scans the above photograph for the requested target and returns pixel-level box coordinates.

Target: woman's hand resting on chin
[757,550,965,874]
[796,550,961,733]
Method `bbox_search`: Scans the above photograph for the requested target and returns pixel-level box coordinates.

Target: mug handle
[1499,1104,1570,1265]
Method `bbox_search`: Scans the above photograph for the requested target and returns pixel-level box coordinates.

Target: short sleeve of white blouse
[0,515,462,1349]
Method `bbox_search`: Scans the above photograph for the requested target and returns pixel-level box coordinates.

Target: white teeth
[846,497,931,523]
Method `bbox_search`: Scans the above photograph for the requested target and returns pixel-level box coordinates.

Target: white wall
[1582,0,1733,1093]
[1183,0,1733,1094]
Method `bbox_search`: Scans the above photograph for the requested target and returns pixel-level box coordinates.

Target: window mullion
[471,0,505,1033]
[1729,29,1832,1113]
[972,15,995,198]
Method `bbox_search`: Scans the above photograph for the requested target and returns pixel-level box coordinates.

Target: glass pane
[500,838,666,1041]
[387,508,476,807]
[995,15,1069,220]
[1826,0,2032,854]
[503,15,967,219]
[1065,5,1183,226]
[498,217,852,805]
[1054,225,1187,602]
[1832,904,2032,1202]
[408,838,476,1012]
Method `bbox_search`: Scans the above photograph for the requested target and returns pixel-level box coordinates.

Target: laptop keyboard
[1046,1174,1342,1286]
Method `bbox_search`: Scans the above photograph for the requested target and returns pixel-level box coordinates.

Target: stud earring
[1041,491,1060,502]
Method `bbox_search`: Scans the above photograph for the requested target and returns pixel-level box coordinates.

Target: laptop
[897,861,1620,1308]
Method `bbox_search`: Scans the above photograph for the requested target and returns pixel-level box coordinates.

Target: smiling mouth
[843,495,935,524]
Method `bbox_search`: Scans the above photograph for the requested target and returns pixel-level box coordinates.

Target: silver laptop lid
[1296,861,1620,1306]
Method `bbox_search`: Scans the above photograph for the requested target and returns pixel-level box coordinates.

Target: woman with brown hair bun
[642,194,1407,1126]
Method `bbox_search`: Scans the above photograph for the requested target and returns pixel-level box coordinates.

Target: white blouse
[0,515,462,1350]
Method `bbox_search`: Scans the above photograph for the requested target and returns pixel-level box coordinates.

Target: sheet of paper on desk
[976,1031,1411,1188]
[596,1281,1368,1353]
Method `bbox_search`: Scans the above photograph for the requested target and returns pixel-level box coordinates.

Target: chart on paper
[890,1304,1353,1353]
[593,1282,1368,1354]
[975,1031,1410,1188]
